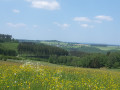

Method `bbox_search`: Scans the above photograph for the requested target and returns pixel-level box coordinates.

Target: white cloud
[26,0,60,10]
[54,22,70,29]
[80,24,88,28]
[95,15,113,21]
[80,24,94,28]
[62,24,69,28]
[73,17,91,22]
[7,23,26,28]
[12,9,20,13]
[73,15,113,28]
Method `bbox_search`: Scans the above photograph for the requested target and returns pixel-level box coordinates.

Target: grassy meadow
[95,46,120,51]
[0,60,120,90]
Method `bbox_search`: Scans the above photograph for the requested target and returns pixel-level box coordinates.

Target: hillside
[1,34,120,69]
[18,39,120,53]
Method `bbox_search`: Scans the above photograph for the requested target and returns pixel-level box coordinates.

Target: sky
[0,0,120,45]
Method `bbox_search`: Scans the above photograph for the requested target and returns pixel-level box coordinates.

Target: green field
[0,60,120,90]
[95,46,120,51]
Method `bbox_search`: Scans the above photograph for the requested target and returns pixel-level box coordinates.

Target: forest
[0,34,120,68]
[18,42,68,57]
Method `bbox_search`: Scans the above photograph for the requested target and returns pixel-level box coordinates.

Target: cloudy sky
[0,0,120,44]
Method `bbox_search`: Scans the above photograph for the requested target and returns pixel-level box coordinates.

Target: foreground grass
[0,61,120,90]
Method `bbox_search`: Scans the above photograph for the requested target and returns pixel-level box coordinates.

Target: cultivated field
[0,60,120,90]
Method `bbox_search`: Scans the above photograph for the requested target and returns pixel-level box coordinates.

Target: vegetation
[0,55,22,61]
[0,48,17,56]
[18,42,68,57]
[67,46,104,53]
[0,61,120,90]
[18,39,120,53]
[48,52,120,68]
[0,33,120,89]
[0,33,120,69]
[0,42,18,52]
[0,34,17,42]
[18,40,120,53]
[0,34,18,56]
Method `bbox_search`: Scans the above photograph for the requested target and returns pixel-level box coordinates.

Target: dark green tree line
[0,48,17,56]
[48,52,120,68]
[18,42,68,57]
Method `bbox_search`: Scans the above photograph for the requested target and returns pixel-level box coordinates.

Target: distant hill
[17,39,120,53]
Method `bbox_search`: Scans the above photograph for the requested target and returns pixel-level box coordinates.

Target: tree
[107,52,120,68]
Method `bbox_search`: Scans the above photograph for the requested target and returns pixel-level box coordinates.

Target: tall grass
[0,61,120,90]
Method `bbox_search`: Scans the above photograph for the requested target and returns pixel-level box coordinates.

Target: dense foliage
[0,48,17,56]
[106,52,120,68]
[18,42,68,57]
[48,52,120,68]
[69,51,89,57]
[0,34,17,56]
[0,34,17,42]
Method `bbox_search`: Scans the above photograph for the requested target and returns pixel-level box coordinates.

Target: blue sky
[0,0,120,45]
